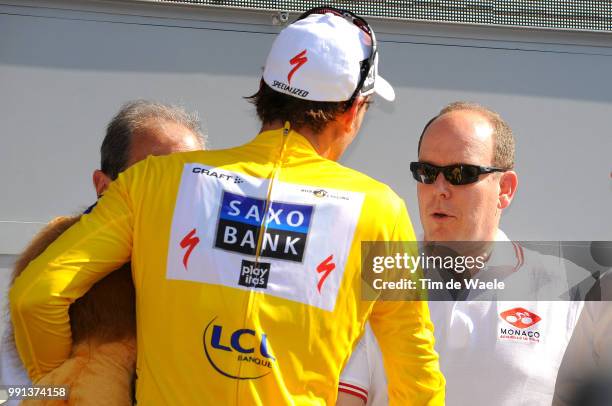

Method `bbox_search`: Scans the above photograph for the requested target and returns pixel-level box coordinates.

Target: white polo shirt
[553,271,612,406]
[339,230,590,406]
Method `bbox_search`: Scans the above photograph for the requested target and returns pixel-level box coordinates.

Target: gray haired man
[0,100,204,405]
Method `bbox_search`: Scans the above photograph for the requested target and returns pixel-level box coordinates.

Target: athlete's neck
[260,121,345,162]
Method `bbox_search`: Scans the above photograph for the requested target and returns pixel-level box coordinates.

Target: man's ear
[498,170,518,209]
[342,97,365,132]
[92,170,112,197]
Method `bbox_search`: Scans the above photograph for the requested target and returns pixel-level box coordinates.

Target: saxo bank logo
[203,317,275,380]
[215,191,313,262]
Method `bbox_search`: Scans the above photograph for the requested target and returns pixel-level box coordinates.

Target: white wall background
[1,0,611,348]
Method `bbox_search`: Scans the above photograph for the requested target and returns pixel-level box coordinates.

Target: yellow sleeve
[9,169,135,382]
[369,201,445,405]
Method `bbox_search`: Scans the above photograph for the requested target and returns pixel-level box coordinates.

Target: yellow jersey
[11,126,444,405]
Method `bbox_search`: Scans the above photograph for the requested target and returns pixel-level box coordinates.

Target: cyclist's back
[11,8,444,405]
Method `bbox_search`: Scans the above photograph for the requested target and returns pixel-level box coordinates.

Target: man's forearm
[10,264,73,382]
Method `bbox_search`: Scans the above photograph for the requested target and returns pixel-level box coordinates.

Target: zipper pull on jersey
[255,123,292,262]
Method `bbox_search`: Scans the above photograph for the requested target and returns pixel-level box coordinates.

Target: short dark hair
[247,81,357,133]
[101,100,205,180]
[417,101,515,169]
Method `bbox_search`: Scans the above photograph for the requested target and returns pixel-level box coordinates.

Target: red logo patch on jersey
[500,307,541,329]
[180,228,200,270]
[288,49,308,84]
[316,254,335,293]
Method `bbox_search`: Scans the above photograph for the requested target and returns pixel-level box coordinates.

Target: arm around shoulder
[9,169,137,382]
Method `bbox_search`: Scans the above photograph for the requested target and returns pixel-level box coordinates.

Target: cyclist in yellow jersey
[10,7,444,405]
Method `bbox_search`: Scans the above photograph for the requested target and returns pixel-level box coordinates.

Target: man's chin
[424,228,458,243]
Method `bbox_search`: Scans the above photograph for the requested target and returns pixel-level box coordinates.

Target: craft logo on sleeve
[215,191,313,262]
[498,307,542,343]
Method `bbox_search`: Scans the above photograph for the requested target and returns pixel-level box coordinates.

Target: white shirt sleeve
[553,272,612,406]
[339,323,388,406]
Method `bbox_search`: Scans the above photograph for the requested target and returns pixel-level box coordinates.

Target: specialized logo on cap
[288,49,308,84]
[498,307,542,343]
[215,191,313,262]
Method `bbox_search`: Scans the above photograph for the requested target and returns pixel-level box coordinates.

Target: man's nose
[433,171,451,199]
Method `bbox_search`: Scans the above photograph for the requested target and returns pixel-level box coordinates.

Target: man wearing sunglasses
[412,102,517,243]
[340,101,515,405]
[340,102,588,405]
[9,8,444,405]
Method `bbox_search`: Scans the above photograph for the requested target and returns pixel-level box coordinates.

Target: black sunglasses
[410,162,507,185]
[297,6,377,103]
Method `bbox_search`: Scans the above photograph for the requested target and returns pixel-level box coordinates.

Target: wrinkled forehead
[419,111,495,166]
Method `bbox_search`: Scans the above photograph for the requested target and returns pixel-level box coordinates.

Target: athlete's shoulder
[331,161,404,204]
[13,215,81,282]
[123,150,227,184]
[142,146,257,173]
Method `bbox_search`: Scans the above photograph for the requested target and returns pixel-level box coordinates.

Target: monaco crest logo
[500,307,541,329]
